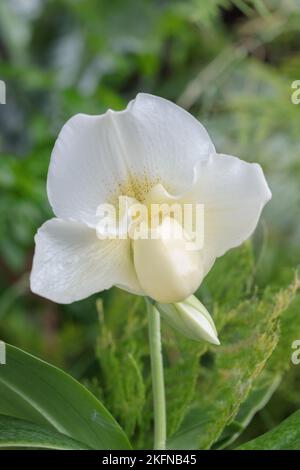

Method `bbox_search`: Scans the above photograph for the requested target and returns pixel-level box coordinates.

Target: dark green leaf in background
[0,344,131,450]
[0,415,91,450]
[239,410,300,450]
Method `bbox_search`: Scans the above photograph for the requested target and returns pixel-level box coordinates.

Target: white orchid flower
[30,93,271,311]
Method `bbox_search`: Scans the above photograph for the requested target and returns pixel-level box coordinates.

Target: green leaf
[163,326,207,438]
[215,274,300,449]
[214,371,281,449]
[0,344,131,450]
[96,290,147,445]
[239,410,300,450]
[266,288,300,374]
[199,242,255,316]
[167,275,299,449]
[164,244,254,444]
[0,415,91,449]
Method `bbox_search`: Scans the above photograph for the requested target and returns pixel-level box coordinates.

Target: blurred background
[0,0,300,449]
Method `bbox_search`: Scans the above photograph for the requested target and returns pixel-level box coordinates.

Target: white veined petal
[47,94,215,226]
[30,218,142,304]
[112,93,215,196]
[189,153,272,276]
[47,113,130,227]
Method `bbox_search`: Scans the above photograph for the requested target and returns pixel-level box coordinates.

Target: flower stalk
[146,298,166,450]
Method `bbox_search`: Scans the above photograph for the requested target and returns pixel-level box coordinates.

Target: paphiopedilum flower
[30,93,271,312]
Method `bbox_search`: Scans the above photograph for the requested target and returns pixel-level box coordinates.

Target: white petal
[189,153,272,275]
[47,94,214,225]
[133,216,203,303]
[30,219,141,304]
[112,93,215,197]
[47,113,130,227]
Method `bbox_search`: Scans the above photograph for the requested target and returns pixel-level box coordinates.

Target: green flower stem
[146,298,166,450]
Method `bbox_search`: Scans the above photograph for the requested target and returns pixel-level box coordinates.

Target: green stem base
[146,298,166,450]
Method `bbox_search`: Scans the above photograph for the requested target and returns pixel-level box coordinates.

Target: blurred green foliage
[0,0,300,449]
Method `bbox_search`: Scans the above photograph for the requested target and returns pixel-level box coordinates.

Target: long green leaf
[239,410,300,450]
[0,415,91,449]
[0,344,131,450]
